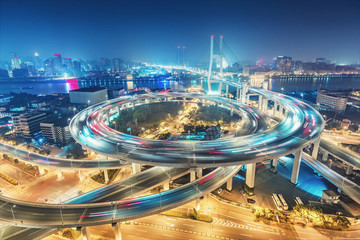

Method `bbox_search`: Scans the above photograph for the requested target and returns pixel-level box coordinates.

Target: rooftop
[70,86,106,93]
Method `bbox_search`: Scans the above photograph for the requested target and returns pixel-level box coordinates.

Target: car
[125,221,130,224]
[217,188,223,194]
[247,198,256,204]
[200,196,204,200]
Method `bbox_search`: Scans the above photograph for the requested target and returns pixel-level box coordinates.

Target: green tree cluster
[66,143,85,159]
[198,105,232,124]
[293,204,350,229]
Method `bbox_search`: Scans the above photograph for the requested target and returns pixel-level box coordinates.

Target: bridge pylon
[207,35,224,95]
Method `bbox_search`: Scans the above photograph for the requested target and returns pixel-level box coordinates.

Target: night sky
[0,0,359,64]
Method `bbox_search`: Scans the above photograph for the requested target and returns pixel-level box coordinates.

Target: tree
[66,143,85,159]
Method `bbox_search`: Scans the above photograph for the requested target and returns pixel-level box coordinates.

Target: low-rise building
[11,112,47,139]
[69,86,108,105]
[316,90,347,113]
[40,119,72,145]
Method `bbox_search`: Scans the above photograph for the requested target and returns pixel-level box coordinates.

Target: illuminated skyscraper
[34,51,42,70]
[54,53,62,74]
[112,58,122,72]
[10,52,21,70]
[275,56,292,73]
[64,58,73,73]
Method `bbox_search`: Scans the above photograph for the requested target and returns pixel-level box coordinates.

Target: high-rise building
[54,53,62,73]
[44,58,55,75]
[11,53,22,70]
[11,112,47,139]
[100,58,111,71]
[293,60,303,71]
[112,58,122,72]
[34,52,42,70]
[275,56,292,73]
[64,58,73,73]
[73,61,81,76]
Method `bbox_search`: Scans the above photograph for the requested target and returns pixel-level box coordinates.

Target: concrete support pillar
[244,163,256,196]
[346,165,353,175]
[322,150,329,161]
[263,99,268,112]
[80,227,91,240]
[226,177,233,192]
[38,166,45,176]
[131,163,141,175]
[56,169,63,180]
[273,102,278,117]
[112,222,122,240]
[258,95,263,110]
[270,158,279,174]
[103,170,109,183]
[312,138,320,159]
[194,198,200,211]
[230,108,233,117]
[190,169,196,181]
[163,181,170,191]
[291,149,302,185]
[225,84,229,98]
[183,97,186,106]
[197,168,203,178]
[78,170,83,182]
[236,88,240,101]
[279,106,284,118]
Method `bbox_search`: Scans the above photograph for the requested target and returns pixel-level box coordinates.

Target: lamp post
[73,107,76,116]
[11,205,16,222]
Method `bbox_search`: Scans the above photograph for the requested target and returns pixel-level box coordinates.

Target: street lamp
[301,93,304,100]
[11,205,16,222]
[87,99,90,106]
[281,87,284,94]
[73,107,76,116]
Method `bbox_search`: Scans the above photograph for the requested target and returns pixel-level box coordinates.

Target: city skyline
[1,0,359,64]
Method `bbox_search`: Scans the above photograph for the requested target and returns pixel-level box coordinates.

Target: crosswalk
[212,217,258,230]
[212,217,282,236]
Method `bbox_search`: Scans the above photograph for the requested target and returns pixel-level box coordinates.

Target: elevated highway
[0,166,240,228]
[69,91,324,167]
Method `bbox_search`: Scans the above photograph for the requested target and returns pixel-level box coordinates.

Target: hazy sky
[0,0,359,64]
